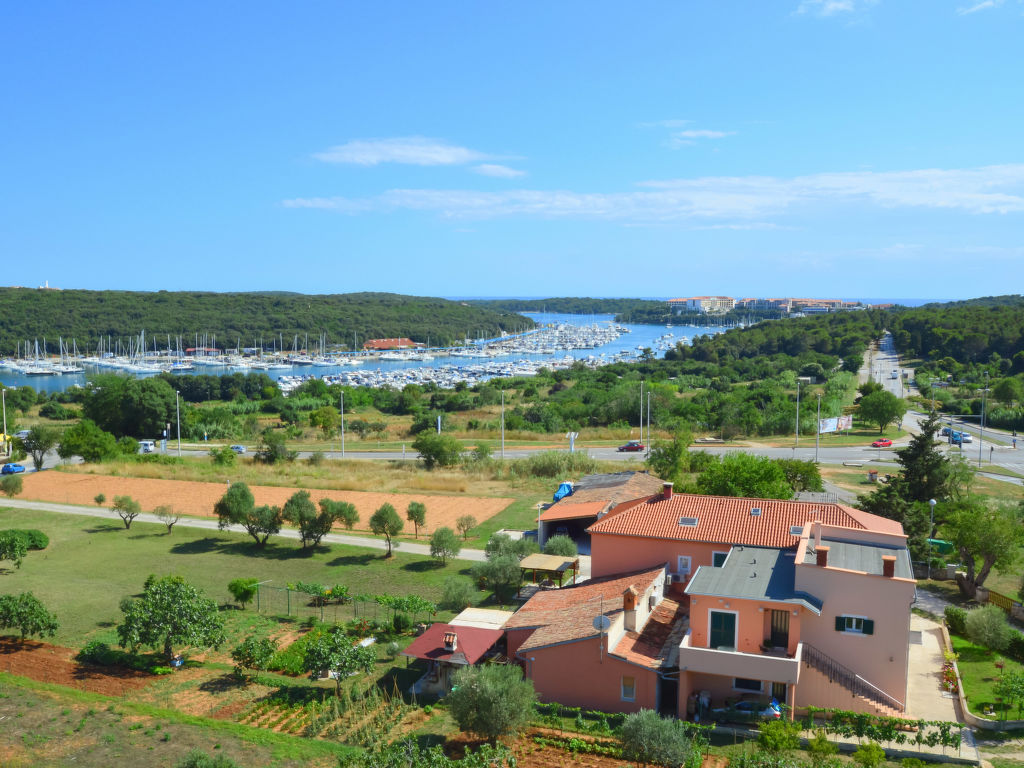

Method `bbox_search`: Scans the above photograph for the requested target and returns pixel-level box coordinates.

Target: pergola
[519,553,579,590]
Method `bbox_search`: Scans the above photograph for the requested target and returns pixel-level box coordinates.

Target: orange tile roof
[587,493,903,548]
[538,501,608,522]
[506,566,666,653]
[613,597,688,669]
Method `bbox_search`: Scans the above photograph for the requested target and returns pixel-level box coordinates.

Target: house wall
[793,561,915,706]
[506,627,537,660]
[590,535,725,581]
[524,636,658,713]
[688,597,803,657]
[793,664,894,717]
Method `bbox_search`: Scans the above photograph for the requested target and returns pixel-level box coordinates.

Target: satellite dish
[592,615,611,633]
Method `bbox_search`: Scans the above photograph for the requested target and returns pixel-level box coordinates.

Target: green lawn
[0,507,483,648]
[950,634,1024,717]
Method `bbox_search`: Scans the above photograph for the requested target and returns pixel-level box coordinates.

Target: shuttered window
[835,615,874,635]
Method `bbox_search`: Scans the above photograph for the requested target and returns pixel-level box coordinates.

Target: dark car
[1,463,26,474]
[617,441,645,452]
[871,439,893,448]
[712,699,782,721]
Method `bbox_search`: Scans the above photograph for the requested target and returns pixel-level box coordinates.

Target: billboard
[818,415,854,434]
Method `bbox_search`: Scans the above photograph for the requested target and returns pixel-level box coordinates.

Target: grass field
[950,634,1024,717]
[0,507,486,648]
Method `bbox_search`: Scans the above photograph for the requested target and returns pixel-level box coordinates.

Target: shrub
[758,718,801,753]
[94,493,106,506]
[966,604,1015,652]
[2,529,48,550]
[440,576,476,611]
[227,578,259,609]
[1,475,22,499]
[807,729,839,767]
[77,641,120,666]
[385,641,400,659]
[175,750,242,768]
[392,613,413,634]
[448,664,537,739]
[944,605,967,635]
[543,534,577,557]
[1006,632,1024,664]
[852,742,886,768]
[621,709,705,768]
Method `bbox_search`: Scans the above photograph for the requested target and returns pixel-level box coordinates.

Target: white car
[229,445,247,454]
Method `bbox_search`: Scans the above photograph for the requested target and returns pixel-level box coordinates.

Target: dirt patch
[0,637,151,696]
[22,472,512,535]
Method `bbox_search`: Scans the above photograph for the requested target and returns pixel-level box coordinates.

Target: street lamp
[978,372,989,469]
[500,389,505,460]
[2,388,7,457]
[814,392,822,464]
[175,391,181,457]
[928,498,937,539]
[795,379,801,448]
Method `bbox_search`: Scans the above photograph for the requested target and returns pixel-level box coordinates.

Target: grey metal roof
[804,538,913,579]
[685,546,823,614]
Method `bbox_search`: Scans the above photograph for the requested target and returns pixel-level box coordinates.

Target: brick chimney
[442,631,457,651]
[881,555,896,578]
[663,482,674,500]
[623,587,638,631]
[816,546,830,568]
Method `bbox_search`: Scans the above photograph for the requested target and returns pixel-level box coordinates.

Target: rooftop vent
[750,507,762,517]
[442,632,458,651]
[678,517,699,527]
[790,525,804,536]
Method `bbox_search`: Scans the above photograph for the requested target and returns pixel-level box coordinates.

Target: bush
[966,604,1015,652]
[1006,632,1024,664]
[758,719,801,753]
[543,534,577,557]
[2,529,49,550]
[385,641,400,659]
[621,709,705,768]
[175,750,242,768]
[852,742,887,768]
[1,475,23,499]
[440,576,476,611]
[448,664,537,739]
[94,493,106,506]
[77,640,121,666]
[392,613,413,634]
[944,605,967,635]
[807,729,839,767]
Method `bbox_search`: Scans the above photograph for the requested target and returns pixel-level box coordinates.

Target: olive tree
[302,627,376,696]
[0,592,58,640]
[406,501,427,538]
[447,664,537,740]
[112,495,142,529]
[117,575,225,662]
[429,526,461,564]
[369,503,403,557]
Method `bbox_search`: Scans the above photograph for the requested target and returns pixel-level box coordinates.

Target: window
[789,525,805,536]
[676,556,692,575]
[678,516,699,527]
[734,678,763,692]
[709,610,737,650]
[621,676,636,701]
[712,551,729,567]
[835,615,874,635]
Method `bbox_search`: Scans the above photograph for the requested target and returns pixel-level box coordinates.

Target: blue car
[1,463,26,474]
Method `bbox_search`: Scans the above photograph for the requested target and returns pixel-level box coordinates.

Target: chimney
[663,482,674,500]
[442,631,457,651]
[623,586,638,632]
[881,555,896,578]
[816,546,830,568]
[812,521,822,552]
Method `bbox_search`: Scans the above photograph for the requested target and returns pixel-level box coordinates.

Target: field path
[0,497,488,561]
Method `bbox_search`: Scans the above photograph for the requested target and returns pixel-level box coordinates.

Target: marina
[0,313,730,394]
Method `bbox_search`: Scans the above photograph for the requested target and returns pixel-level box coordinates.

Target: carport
[537,500,606,552]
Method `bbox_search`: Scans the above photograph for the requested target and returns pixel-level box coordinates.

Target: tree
[117,575,225,662]
[412,432,462,469]
[94,493,106,506]
[440,576,475,611]
[484,532,538,560]
[646,429,692,484]
[154,504,181,533]
[620,709,705,768]
[447,664,537,740]
[429,527,461,564]
[858,390,907,434]
[369,503,403,556]
[282,490,326,548]
[406,501,427,538]
[1,474,22,499]
[309,406,341,437]
[302,626,376,696]
[209,446,236,466]
[994,670,1024,719]
[543,534,577,557]
[776,459,824,492]
[18,425,59,471]
[695,453,793,499]
[472,555,522,603]
[966,604,1014,652]
[456,514,477,540]
[57,419,119,462]
[944,499,1024,598]
[321,498,359,530]
[231,635,277,681]
[0,592,58,640]
[227,577,259,609]
[993,377,1024,407]
[255,428,295,464]
[112,495,142,529]
[214,482,282,546]
[892,412,952,504]
[0,531,29,569]
[81,374,177,438]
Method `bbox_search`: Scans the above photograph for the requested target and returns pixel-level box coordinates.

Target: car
[712,699,782,721]
[958,432,972,444]
[617,441,645,452]
[871,439,893,448]
[229,444,247,454]
[139,440,156,454]
[14,429,30,440]
[940,426,951,436]
[1,463,26,475]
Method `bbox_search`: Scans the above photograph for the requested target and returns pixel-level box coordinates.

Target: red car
[871,439,893,448]
[617,441,645,452]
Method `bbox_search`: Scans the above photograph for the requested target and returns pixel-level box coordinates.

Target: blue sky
[3,1,1023,300]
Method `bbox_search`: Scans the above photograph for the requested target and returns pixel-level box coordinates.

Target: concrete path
[0,497,488,562]
[907,613,960,722]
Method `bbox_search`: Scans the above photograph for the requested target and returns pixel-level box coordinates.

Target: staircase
[801,643,904,714]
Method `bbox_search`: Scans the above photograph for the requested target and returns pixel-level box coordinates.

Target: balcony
[678,630,802,684]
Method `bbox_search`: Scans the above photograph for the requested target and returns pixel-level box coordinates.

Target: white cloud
[282,163,1024,222]
[312,137,487,166]
[669,128,736,148]
[472,164,526,178]
[796,0,877,16]
[957,0,1002,14]
[638,119,693,128]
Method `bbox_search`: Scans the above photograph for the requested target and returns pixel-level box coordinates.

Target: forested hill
[0,289,534,352]
[888,295,1024,364]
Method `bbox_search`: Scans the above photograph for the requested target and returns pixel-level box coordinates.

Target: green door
[709,611,736,650]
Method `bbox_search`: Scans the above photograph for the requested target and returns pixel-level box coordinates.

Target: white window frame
[733,677,764,693]
[676,555,692,576]
[621,675,636,702]
[708,608,739,651]
[841,615,867,634]
[712,550,729,567]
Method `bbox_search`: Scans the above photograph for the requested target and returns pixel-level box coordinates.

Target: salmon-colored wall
[687,598,802,657]
[523,636,658,713]
[590,535,727,580]
[506,627,536,660]
[794,663,894,717]
[793,562,914,705]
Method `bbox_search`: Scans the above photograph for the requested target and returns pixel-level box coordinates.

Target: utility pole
[795,379,801,447]
[2,388,7,456]
[500,389,505,459]
[340,391,345,458]
[814,392,821,463]
[175,391,181,457]
[979,372,988,468]
[639,380,644,443]
[646,391,651,458]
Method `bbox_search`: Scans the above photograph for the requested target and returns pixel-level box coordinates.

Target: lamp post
[340,391,345,458]
[500,389,505,460]
[1,388,7,457]
[814,392,822,464]
[795,379,801,447]
[175,391,181,457]
[928,498,936,539]
[978,373,989,468]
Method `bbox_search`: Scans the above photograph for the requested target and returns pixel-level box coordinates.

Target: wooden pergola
[519,553,579,590]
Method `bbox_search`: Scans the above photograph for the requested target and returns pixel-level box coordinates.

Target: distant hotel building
[668,296,862,315]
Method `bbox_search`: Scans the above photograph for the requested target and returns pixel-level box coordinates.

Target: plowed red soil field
[0,638,151,696]
[20,472,511,535]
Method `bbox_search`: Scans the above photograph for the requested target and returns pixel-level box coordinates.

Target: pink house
[511,482,915,719]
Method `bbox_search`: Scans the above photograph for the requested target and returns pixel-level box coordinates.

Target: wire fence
[254,585,435,625]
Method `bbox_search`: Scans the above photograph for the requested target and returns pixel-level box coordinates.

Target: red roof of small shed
[401,623,502,665]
